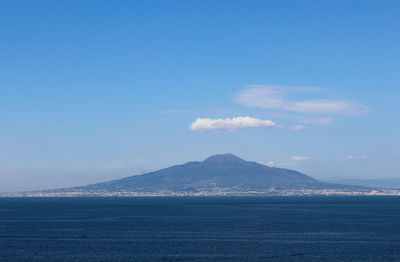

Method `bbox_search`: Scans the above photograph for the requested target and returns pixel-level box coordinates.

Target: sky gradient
[1,0,400,191]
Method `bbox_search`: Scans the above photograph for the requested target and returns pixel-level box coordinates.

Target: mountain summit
[203,153,246,164]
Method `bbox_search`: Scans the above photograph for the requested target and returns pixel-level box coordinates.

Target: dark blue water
[1,197,400,261]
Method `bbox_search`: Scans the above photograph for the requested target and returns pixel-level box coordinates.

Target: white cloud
[235,85,370,115]
[189,116,278,131]
[262,160,297,168]
[288,125,307,131]
[347,155,367,160]
[267,161,275,167]
[292,156,310,161]
[286,100,367,115]
[265,112,333,125]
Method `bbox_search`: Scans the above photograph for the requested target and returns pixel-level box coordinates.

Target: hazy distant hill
[327,178,400,190]
[72,153,354,193]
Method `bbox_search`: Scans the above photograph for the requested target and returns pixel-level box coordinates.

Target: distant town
[2,188,400,197]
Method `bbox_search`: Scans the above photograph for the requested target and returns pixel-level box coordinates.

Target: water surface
[1,197,400,261]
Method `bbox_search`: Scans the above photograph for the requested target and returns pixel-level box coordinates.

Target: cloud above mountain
[235,85,370,115]
[189,117,277,131]
[292,156,310,161]
[347,155,367,160]
[189,116,306,132]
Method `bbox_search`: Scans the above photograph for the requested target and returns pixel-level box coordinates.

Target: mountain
[68,153,355,194]
[7,153,389,197]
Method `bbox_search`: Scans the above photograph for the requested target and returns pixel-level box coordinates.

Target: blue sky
[1,0,400,191]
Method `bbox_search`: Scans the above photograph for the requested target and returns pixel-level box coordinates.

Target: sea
[1,196,400,261]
